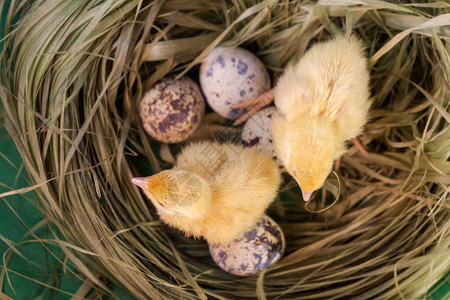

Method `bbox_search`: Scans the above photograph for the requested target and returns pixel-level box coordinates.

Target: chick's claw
[232,88,276,125]
[335,138,368,172]
[334,157,342,172]
[233,106,262,126]
[351,137,368,155]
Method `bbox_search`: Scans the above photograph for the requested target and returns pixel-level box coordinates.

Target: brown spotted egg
[140,76,205,143]
[200,47,270,119]
[242,107,277,158]
[209,215,285,276]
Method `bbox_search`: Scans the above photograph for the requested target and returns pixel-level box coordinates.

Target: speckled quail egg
[242,106,277,157]
[200,47,270,119]
[209,215,285,276]
[139,76,205,143]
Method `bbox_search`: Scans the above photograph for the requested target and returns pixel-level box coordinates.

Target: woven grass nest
[1,1,449,299]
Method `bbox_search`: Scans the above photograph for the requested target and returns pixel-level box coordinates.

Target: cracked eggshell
[139,76,205,143]
[209,215,285,276]
[242,107,277,158]
[200,47,270,119]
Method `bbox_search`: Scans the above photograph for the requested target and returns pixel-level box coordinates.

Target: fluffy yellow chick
[234,35,371,201]
[132,141,281,245]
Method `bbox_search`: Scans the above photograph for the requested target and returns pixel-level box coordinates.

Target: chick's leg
[232,88,276,125]
[352,137,368,155]
[334,158,342,171]
[334,137,368,171]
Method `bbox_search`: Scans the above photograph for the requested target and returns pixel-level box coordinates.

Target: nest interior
[1,1,449,299]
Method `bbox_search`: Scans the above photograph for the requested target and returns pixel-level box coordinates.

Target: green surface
[0,128,81,299]
[0,128,138,298]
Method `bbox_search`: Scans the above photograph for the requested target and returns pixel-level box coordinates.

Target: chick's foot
[351,137,368,155]
[232,88,275,125]
[334,137,368,172]
[334,157,342,172]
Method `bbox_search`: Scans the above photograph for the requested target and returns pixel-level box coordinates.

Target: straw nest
[1,1,449,299]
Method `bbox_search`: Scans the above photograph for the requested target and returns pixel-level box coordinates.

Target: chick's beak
[132,177,148,190]
[301,189,313,202]
[290,173,313,202]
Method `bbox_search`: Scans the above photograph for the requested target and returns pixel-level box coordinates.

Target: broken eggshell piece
[242,106,277,158]
[209,215,285,276]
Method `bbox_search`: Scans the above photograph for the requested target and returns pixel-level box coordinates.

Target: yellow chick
[132,141,281,245]
[234,35,371,201]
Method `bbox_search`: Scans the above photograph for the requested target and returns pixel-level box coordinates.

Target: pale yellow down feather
[136,141,281,245]
[272,35,371,194]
